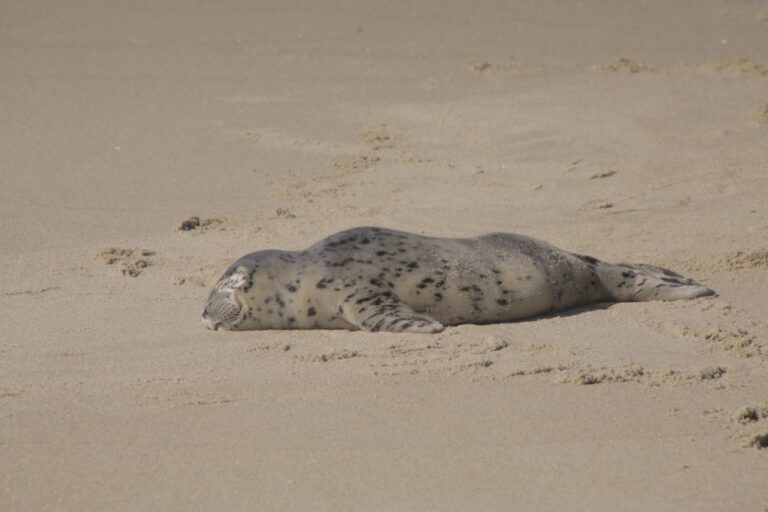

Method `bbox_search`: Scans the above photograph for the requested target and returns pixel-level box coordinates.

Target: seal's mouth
[201,311,221,330]
[201,298,242,331]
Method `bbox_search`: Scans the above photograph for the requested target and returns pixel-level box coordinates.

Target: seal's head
[201,266,250,330]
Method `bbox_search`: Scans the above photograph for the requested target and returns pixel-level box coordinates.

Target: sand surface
[2,0,768,510]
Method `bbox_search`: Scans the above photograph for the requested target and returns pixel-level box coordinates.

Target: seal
[202,226,714,333]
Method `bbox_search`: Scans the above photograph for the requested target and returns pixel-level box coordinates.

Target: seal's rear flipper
[340,288,444,333]
[594,261,715,302]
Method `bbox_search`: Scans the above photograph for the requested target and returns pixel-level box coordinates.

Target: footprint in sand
[97,248,156,277]
[360,125,395,151]
[658,323,764,359]
[177,216,230,233]
[732,405,768,424]
[589,170,618,180]
[595,58,655,73]
[332,154,380,172]
[327,126,393,174]
[469,59,544,73]
[697,58,768,76]
[674,249,768,273]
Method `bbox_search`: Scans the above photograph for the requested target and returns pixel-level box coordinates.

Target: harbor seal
[202,226,714,333]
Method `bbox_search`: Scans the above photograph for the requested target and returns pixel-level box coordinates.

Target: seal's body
[202,227,714,333]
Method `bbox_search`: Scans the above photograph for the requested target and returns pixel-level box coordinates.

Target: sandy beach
[2,0,767,510]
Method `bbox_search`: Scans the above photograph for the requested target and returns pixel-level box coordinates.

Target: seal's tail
[576,255,715,302]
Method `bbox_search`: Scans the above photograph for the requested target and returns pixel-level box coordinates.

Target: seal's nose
[201,314,220,330]
[201,306,218,330]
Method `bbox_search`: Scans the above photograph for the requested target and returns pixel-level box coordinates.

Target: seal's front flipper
[340,289,444,334]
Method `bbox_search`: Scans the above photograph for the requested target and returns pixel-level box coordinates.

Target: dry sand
[2,0,768,510]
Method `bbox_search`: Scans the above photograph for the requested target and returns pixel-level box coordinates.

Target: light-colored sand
[2,0,768,510]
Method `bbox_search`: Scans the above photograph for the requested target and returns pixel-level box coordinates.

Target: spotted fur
[201,227,714,333]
